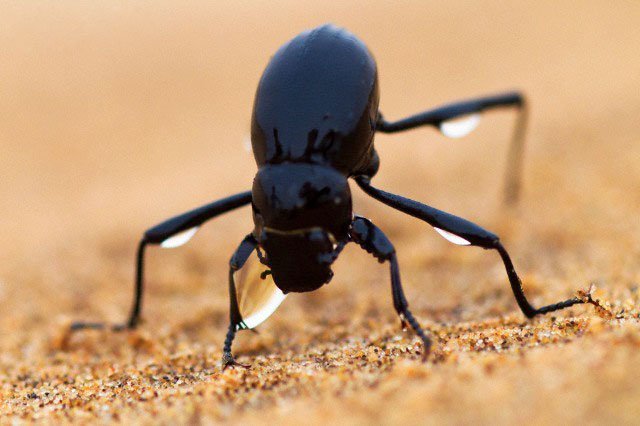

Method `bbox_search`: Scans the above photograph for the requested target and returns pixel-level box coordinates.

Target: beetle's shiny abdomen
[251,24,379,175]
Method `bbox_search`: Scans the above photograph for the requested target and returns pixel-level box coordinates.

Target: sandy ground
[1,1,639,424]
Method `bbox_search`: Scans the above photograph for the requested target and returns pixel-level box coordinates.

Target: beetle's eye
[439,114,481,138]
[233,251,286,329]
[434,227,471,246]
[161,227,199,248]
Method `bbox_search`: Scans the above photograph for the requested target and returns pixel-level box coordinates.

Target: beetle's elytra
[73,24,587,367]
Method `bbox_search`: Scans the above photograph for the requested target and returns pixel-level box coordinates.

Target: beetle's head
[251,164,351,293]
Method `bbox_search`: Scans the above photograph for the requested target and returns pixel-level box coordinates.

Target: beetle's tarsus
[222,352,251,370]
[69,321,107,331]
[111,323,131,332]
[578,283,598,305]
[494,242,587,317]
[400,308,432,361]
[69,321,135,333]
[529,297,585,317]
[576,284,616,319]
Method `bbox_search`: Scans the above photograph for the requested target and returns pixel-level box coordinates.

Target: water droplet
[434,227,471,246]
[439,114,481,138]
[160,227,199,248]
[233,253,286,329]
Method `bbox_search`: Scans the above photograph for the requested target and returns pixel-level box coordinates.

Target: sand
[1,1,639,424]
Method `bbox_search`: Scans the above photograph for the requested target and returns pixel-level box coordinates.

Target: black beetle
[73,24,587,367]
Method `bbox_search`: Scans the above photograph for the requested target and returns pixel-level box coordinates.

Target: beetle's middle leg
[356,177,586,318]
[350,215,432,360]
[70,191,252,333]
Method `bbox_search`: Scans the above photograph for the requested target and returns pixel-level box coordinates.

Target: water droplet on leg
[161,227,199,248]
[439,113,481,138]
[434,227,471,246]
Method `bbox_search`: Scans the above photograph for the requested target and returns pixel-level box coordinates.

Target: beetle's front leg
[350,216,432,360]
[222,234,258,369]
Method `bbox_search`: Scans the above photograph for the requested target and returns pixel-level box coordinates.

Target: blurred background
[1,1,639,423]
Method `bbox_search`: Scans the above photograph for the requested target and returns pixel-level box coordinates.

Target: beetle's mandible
[73,24,588,367]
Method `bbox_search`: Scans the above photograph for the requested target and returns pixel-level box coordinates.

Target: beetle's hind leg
[377,91,527,204]
[350,216,432,360]
[222,234,259,369]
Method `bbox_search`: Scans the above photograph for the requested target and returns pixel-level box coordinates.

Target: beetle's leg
[356,177,585,318]
[350,215,432,360]
[71,191,253,332]
[377,91,527,204]
[222,233,258,369]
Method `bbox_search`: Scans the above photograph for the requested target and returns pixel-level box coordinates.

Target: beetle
[72,24,587,367]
